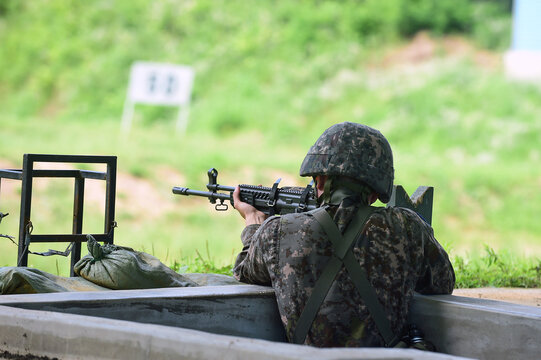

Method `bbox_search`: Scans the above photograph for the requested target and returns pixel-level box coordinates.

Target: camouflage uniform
[233,122,455,347]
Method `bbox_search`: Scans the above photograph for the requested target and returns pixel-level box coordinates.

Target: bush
[398,0,474,36]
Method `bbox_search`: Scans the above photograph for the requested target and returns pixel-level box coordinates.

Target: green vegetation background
[0,0,539,287]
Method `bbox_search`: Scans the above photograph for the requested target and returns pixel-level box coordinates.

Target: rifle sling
[292,206,399,347]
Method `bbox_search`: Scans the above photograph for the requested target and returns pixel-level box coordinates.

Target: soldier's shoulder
[368,207,433,249]
[372,205,428,227]
[279,210,315,226]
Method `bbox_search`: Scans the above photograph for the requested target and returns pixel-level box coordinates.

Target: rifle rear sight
[172,168,317,216]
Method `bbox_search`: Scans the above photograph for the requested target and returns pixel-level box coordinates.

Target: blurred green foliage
[398,0,473,36]
[0,0,510,128]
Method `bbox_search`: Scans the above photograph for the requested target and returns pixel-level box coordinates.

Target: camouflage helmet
[299,122,394,203]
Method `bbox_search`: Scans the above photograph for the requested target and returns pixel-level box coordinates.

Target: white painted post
[120,98,135,133]
[121,62,195,134]
[504,0,541,81]
[176,105,190,134]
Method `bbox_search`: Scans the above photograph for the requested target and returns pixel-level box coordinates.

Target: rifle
[172,168,318,216]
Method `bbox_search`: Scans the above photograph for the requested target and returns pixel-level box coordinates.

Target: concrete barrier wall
[0,304,469,360]
[411,293,541,360]
[1,285,540,359]
[0,285,287,342]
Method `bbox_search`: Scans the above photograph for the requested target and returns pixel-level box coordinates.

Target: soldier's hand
[233,186,268,226]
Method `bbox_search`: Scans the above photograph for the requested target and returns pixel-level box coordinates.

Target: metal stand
[387,185,434,225]
[0,154,117,276]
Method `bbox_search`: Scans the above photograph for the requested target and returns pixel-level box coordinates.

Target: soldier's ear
[368,192,378,205]
[314,175,327,196]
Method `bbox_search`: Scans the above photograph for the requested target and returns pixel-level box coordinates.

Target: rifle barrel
[172,187,232,202]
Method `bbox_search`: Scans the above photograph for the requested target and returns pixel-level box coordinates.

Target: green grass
[454,246,541,288]
[170,241,235,276]
[168,245,541,288]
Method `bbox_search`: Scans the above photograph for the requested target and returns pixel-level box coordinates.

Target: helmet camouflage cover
[299,122,394,203]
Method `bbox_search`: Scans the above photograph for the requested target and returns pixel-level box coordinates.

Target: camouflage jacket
[233,197,455,347]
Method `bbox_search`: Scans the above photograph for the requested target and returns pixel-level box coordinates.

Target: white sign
[121,62,195,134]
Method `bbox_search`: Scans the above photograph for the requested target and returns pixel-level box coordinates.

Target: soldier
[232,122,455,347]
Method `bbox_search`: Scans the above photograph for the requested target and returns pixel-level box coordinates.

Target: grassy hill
[1,0,539,283]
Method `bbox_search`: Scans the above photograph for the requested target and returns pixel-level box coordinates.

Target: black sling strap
[292,206,400,347]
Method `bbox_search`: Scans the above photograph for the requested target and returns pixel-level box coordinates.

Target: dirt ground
[453,288,541,307]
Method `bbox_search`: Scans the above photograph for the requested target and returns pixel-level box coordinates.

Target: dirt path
[453,288,541,307]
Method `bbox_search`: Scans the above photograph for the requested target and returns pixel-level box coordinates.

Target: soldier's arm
[232,185,274,284]
[233,216,281,286]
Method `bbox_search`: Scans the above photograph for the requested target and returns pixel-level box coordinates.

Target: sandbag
[0,267,110,294]
[73,235,198,290]
[183,273,244,286]
[0,268,242,295]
